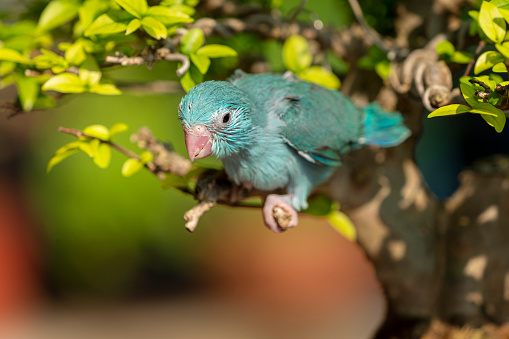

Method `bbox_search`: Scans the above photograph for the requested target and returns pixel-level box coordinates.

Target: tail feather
[361,103,410,147]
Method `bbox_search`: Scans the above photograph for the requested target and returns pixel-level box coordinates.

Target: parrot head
[178,81,253,161]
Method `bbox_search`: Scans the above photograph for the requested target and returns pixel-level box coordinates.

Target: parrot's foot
[263,194,299,233]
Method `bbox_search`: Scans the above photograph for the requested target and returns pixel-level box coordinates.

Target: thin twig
[57,127,166,180]
[289,0,309,24]
[462,40,485,78]
[347,0,388,52]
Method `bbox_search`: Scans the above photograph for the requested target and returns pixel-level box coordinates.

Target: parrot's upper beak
[184,124,213,162]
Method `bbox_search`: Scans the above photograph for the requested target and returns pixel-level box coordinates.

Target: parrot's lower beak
[184,125,213,162]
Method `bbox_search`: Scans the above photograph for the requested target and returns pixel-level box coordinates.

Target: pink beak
[184,124,213,162]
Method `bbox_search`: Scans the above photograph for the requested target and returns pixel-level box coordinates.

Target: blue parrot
[178,70,410,233]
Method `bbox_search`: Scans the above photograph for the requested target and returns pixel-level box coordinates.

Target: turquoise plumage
[178,70,410,232]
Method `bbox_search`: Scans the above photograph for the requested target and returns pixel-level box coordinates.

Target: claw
[262,194,299,233]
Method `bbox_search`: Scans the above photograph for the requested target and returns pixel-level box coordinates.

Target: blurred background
[2,0,509,338]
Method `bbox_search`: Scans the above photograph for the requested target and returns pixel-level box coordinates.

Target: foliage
[429,0,509,133]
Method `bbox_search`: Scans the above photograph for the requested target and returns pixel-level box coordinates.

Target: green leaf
[303,195,333,216]
[474,75,497,91]
[479,1,506,43]
[495,42,509,58]
[126,18,141,35]
[109,123,128,137]
[145,6,193,25]
[179,64,202,91]
[141,16,167,40]
[89,83,122,95]
[180,28,204,55]
[282,35,312,73]
[84,14,128,36]
[113,0,148,18]
[33,94,56,109]
[139,151,153,163]
[84,124,110,140]
[488,92,503,106]
[65,43,86,66]
[196,44,238,58]
[190,53,210,74]
[0,48,30,64]
[451,51,473,64]
[474,51,505,74]
[47,148,79,173]
[79,56,101,85]
[37,0,80,33]
[427,104,471,118]
[470,102,506,132]
[436,40,455,57]
[16,76,40,111]
[327,207,357,241]
[78,139,99,157]
[460,83,482,107]
[78,0,111,30]
[493,62,508,72]
[375,60,391,79]
[93,143,111,168]
[42,73,86,93]
[122,158,144,177]
[297,66,341,89]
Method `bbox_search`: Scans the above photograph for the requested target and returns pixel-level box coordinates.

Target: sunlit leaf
[180,28,204,55]
[196,44,238,58]
[84,14,128,36]
[16,76,40,111]
[79,56,101,85]
[139,151,153,163]
[145,6,193,25]
[47,148,79,173]
[495,42,509,58]
[479,1,506,43]
[427,104,471,118]
[297,66,341,89]
[0,48,30,64]
[113,0,148,18]
[109,123,128,137]
[451,51,473,64]
[42,73,86,93]
[459,83,482,107]
[83,124,110,140]
[122,158,144,177]
[89,83,122,95]
[436,40,455,57]
[470,102,506,132]
[493,62,508,72]
[327,207,357,241]
[93,143,111,168]
[37,0,80,33]
[141,16,167,40]
[126,18,141,35]
[474,51,505,74]
[283,35,312,73]
[190,53,210,74]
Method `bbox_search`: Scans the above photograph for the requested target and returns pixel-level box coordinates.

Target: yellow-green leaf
[113,0,148,18]
[79,56,101,85]
[122,158,144,177]
[190,53,210,74]
[470,102,506,132]
[479,1,506,44]
[145,6,193,25]
[427,104,471,118]
[37,0,80,33]
[93,143,111,168]
[495,42,509,58]
[327,209,357,241]
[47,148,79,173]
[16,76,40,111]
[139,151,153,163]
[126,18,141,35]
[141,16,167,40]
[493,62,508,72]
[474,51,505,74]
[283,35,312,73]
[42,73,86,93]
[180,28,204,55]
[180,69,195,91]
[109,123,128,137]
[65,43,86,66]
[196,44,237,58]
[297,66,341,89]
[83,124,110,140]
[89,83,122,95]
[84,14,128,36]
[459,83,482,107]
[436,40,455,57]
[0,48,31,64]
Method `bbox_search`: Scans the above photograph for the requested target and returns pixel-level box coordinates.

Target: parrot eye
[222,112,231,124]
